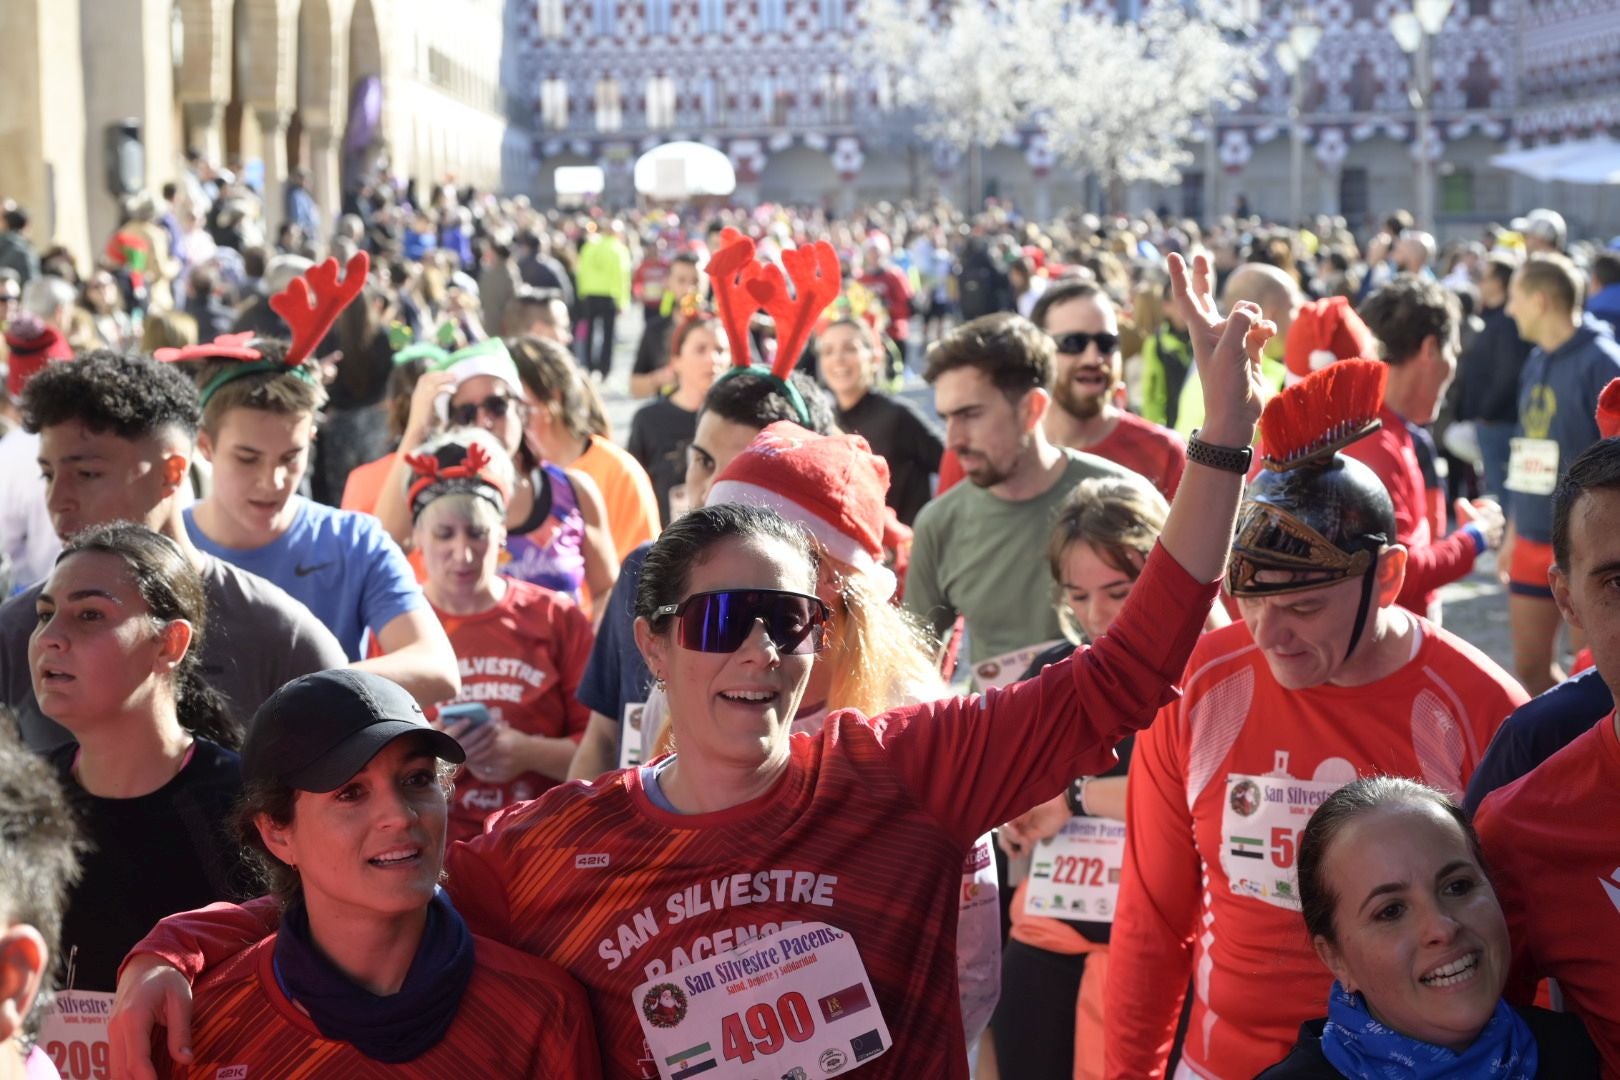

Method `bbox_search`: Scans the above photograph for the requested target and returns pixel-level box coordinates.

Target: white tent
[634,141,737,200]
[1490,137,1620,185]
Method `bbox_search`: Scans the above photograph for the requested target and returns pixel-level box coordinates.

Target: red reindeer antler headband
[404,439,509,521]
[155,252,370,407]
[706,228,840,425]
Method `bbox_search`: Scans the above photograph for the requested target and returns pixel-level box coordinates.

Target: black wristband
[1188,429,1254,474]
[1065,777,1090,817]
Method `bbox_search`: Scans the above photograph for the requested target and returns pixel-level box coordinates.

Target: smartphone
[438,702,491,731]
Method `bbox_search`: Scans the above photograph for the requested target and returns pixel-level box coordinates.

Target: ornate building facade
[514,0,1620,234]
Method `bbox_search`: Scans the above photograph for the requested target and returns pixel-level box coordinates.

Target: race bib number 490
[632,922,891,1079]
[39,990,114,1080]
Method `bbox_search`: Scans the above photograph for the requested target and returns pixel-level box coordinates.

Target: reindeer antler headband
[156,252,370,407]
[403,439,509,521]
[706,228,841,426]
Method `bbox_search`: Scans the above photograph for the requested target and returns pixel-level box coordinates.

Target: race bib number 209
[632,922,891,1078]
[39,990,114,1080]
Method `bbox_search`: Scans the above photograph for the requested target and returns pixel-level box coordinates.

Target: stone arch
[235,0,289,109]
[175,0,233,103]
[344,0,386,190]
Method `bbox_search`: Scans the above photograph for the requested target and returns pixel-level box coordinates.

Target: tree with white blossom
[856,0,1065,206]
[858,0,1261,212]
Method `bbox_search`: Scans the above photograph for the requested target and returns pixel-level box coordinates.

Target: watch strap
[1188,429,1254,474]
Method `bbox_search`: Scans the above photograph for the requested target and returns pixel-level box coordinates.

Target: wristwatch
[1065,776,1093,817]
[1188,430,1254,474]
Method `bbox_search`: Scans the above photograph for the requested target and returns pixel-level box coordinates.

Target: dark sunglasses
[653,589,831,655]
[1050,330,1120,356]
[449,394,514,427]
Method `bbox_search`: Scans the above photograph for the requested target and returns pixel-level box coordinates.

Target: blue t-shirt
[1512,319,1620,543]
[185,496,425,660]
[576,542,653,735]
[1462,667,1613,817]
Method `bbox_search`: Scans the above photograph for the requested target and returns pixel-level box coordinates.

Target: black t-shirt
[635,310,675,378]
[51,739,247,991]
[627,395,697,526]
[834,391,945,526]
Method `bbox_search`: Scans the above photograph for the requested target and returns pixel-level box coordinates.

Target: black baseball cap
[243,669,465,792]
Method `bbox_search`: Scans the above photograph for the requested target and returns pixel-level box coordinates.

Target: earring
[655,675,667,692]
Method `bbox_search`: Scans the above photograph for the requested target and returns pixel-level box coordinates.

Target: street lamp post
[1276,18,1322,226]
[1393,0,1454,231]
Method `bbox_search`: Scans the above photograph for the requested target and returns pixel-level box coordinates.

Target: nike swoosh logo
[294,562,332,577]
[1604,868,1620,915]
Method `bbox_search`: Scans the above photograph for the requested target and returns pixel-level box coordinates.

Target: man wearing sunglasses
[1032,279,1186,499]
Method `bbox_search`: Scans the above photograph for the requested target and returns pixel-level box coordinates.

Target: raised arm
[1156,252,1271,585]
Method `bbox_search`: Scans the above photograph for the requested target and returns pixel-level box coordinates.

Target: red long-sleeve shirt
[1476,713,1620,1077]
[157,932,601,1079]
[1342,405,1478,614]
[1106,617,1523,1079]
[129,542,1216,1079]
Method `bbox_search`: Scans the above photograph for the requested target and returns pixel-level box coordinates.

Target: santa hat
[707,421,896,597]
[1597,378,1620,440]
[4,314,74,398]
[1283,296,1380,384]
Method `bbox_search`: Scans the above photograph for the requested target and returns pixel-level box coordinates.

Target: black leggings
[990,939,1088,1080]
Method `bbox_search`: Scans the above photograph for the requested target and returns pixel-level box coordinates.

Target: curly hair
[21,349,201,439]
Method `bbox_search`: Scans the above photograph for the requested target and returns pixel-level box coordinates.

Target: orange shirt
[340,451,397,515]
[1107,617,1523,1080]
[573,434,659,560]
[1476,712,1620,1076]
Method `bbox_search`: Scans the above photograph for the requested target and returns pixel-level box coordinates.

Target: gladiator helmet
[1228,359,1396,658]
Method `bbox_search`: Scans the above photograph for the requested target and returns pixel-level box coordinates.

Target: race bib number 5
[39,990,114,1080]
[1220,769,1340,910]
[632,922,891,1079]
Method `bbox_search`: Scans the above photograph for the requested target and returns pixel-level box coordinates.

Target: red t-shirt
[1106,616,1524,1080]
[859,265,914,341]
[133,543,1216,1079]
[1080,411,1187,498]
[1476,712,1620,1075]
[432,580,594,842]
[160,931,600,1078]
[1342,405,1477,614]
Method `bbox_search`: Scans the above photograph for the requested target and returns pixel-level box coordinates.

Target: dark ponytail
[56,523,239,748]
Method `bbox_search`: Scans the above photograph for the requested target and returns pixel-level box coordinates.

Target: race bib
[619,700,648,770]
[1220,768,1340,910]
[1026,816,1126,923]
[38,990,114,1080]
[973,640,1063,691]
[1506,437,1559,495]
[632,922,891,1079]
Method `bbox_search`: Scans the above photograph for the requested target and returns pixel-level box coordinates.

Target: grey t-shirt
[1,553,348,751]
